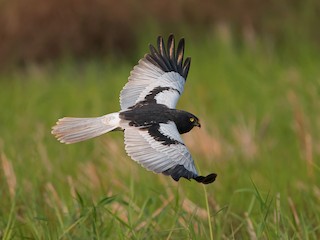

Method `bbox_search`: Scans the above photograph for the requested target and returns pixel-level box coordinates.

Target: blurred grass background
[1,0,320,239]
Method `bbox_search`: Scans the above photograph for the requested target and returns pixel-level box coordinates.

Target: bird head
[188,115,201,128]
[175,111,201,134]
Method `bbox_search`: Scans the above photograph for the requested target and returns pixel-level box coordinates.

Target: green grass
[1,32,320,239]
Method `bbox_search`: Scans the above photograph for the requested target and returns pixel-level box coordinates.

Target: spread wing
[124,121,216,184]
[120,34,191,110]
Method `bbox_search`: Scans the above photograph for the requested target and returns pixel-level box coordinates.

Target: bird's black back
[119,104,197,134]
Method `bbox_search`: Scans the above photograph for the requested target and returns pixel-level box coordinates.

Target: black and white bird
[52,34,217,184]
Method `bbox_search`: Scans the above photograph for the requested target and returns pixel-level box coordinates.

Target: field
[1,32,320,239]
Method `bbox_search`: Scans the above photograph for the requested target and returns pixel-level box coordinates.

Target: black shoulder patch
[145,86,180,103]
[148,124,183,146]
[146,34,191,80]
[131,86,180,107]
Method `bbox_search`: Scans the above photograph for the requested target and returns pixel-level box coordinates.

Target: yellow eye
[190,117,195,122]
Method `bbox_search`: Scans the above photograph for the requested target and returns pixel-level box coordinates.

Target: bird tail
[51,113,121,144]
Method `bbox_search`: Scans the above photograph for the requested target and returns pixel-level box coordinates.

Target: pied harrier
[52,34,217,184]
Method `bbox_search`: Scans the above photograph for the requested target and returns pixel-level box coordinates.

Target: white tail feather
[51,113,121,144]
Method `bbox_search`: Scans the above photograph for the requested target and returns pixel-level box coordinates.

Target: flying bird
[52,34,217,184]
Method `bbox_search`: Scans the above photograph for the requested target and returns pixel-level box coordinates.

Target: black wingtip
[146,34,190,80]
[182,57,191,79]
[167,33,175,46]
[163,165,217,184]
[194,173,217,184]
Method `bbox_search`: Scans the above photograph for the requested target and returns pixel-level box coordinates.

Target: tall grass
[0,32,320,239]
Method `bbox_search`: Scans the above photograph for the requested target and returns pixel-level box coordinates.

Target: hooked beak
[195,122,201,128]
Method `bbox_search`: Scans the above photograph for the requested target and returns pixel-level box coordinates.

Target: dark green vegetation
[1,0,319,69]
[1,32,320,239]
